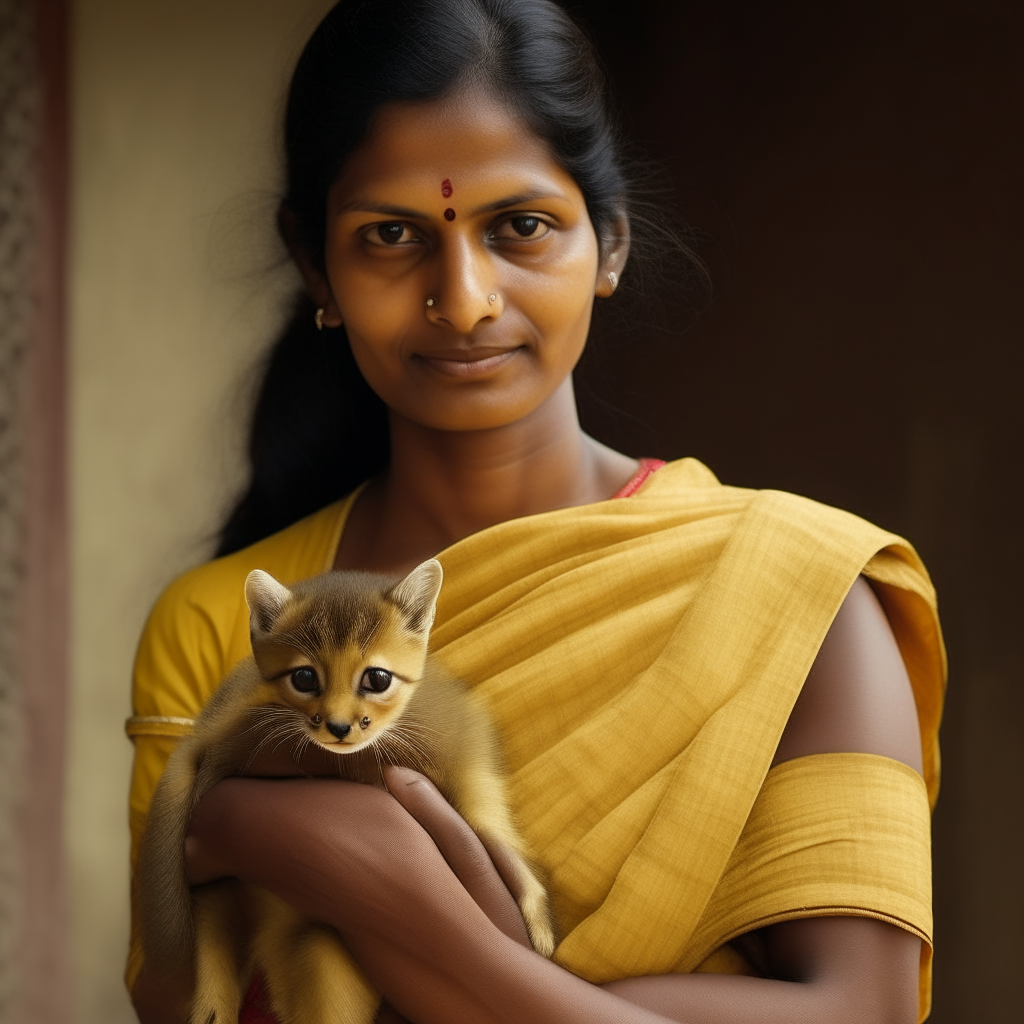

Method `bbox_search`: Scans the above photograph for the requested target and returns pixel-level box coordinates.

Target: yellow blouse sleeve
[125,572,230,991]
[123,497,350,992]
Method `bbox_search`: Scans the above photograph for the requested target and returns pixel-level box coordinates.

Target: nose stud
[488,293,496,304]
[311,714,321,726]
[360,716,371,730]
[426,297,436,307]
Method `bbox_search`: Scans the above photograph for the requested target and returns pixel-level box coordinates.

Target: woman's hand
[184,767,542,1023]
[184,769,553,1024]
[382,767,533,948]
[184,765,920,1024]
[368,768,534,1023]
[185,768,530,942]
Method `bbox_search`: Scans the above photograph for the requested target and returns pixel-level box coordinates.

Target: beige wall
[68,2,333,1020]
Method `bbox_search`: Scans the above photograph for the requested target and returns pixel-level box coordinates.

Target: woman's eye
[493,215,549,241]
[510,216,542,237]
[360,667,393,693]
[374,222,411,245]
[291,667,319,694]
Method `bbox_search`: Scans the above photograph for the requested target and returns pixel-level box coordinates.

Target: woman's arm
[608,575,924,1022]
[607,576,924,1022]
[175,575,924,1024]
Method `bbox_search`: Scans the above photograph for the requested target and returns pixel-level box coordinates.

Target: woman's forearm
[348,922,672,1024]
[190,778,665,1024]
[189,778,917,1024]
[344,909,877,1024]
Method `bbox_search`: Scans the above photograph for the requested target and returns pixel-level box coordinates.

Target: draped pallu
[126,459,944,1020]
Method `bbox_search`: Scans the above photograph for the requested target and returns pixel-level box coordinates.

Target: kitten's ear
[387,559,443,638]
[244,570,293,636]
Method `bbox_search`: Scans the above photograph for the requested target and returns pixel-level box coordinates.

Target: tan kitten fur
[135,559,554,1024]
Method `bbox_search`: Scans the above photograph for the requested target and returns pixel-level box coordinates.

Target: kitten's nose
[326,720,352,740]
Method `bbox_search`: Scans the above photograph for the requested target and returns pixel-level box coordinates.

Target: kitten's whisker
[375,730,409,766]
[289,733,316,775]
[241,712,305,753]
[243,720,304,768]
[372,733,402,769]
[376,726,435,773]
[393,719,444,738]
[372,742,386,788]
[268,724,304,755]
[389,724,435,766]
[390,725,443,764]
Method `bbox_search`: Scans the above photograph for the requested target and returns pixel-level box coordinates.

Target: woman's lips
[416,347,522,378]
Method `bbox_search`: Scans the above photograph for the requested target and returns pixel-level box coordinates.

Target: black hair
[217,0,698,556]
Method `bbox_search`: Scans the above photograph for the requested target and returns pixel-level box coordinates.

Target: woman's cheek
[535,228,600,322]
[342,287,416,363]
[519,267,596,368]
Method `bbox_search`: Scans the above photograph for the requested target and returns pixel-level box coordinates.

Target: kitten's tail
[135,743,205,972]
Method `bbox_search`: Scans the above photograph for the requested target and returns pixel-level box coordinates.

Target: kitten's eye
[360,667,393,694]
[375,222,410,245]
[290,667,319,694]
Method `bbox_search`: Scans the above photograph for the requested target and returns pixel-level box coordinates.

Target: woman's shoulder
[643,459,940,655]
[646,458,906,550]
[131,499,348,719]
[152,497,346,630]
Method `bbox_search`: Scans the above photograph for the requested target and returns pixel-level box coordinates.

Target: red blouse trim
[612,458,666,499]
[239,972,277,1024]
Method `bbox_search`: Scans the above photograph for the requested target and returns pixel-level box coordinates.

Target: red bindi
[441,178,453,198]
[444,208,456,221]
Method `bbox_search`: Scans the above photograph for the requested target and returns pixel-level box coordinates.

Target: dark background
[568,3,1023,1022]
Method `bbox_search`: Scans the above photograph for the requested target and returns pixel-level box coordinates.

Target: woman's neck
[334,379,637,574]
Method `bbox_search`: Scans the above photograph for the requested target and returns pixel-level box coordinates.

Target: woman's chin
[388,379,572,435]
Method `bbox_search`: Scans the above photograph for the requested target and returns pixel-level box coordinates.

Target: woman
[127,2,944,1022]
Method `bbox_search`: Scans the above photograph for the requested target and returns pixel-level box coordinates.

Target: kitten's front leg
[478,836,556,958]
[449,769,556,957]
[253,887,380,1024]
[190,881,248,1024]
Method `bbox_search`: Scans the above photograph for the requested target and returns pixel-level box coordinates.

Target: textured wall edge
[0,0,72,1020]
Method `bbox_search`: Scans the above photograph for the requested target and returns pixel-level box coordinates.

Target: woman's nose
[426,235,499,333]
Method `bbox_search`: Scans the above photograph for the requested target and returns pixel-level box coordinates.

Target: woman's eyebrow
[470,190,565,215]
[338,200,430,219]
[337,189,565,220]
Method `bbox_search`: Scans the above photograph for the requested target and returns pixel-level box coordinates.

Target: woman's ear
[278,203,344,328]
[595,209,631,298]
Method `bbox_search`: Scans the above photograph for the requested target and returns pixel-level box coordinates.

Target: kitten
[136,558,554,1024]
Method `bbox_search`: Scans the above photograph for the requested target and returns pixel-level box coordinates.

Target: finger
[383,766,532,947]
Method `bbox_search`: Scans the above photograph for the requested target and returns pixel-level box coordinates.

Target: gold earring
[314,307,325,331]
[607,271,618,291]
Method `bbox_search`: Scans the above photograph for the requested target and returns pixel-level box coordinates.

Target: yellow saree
[127,458,944,1019]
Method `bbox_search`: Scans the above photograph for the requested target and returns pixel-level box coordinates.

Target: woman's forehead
[328,89,580,209]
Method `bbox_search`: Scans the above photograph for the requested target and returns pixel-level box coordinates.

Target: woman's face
[311,89,625,433]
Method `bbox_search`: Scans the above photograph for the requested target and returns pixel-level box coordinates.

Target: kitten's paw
[518,880,556,958]
[526,914,556,958]
[189,1000,229,1024]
